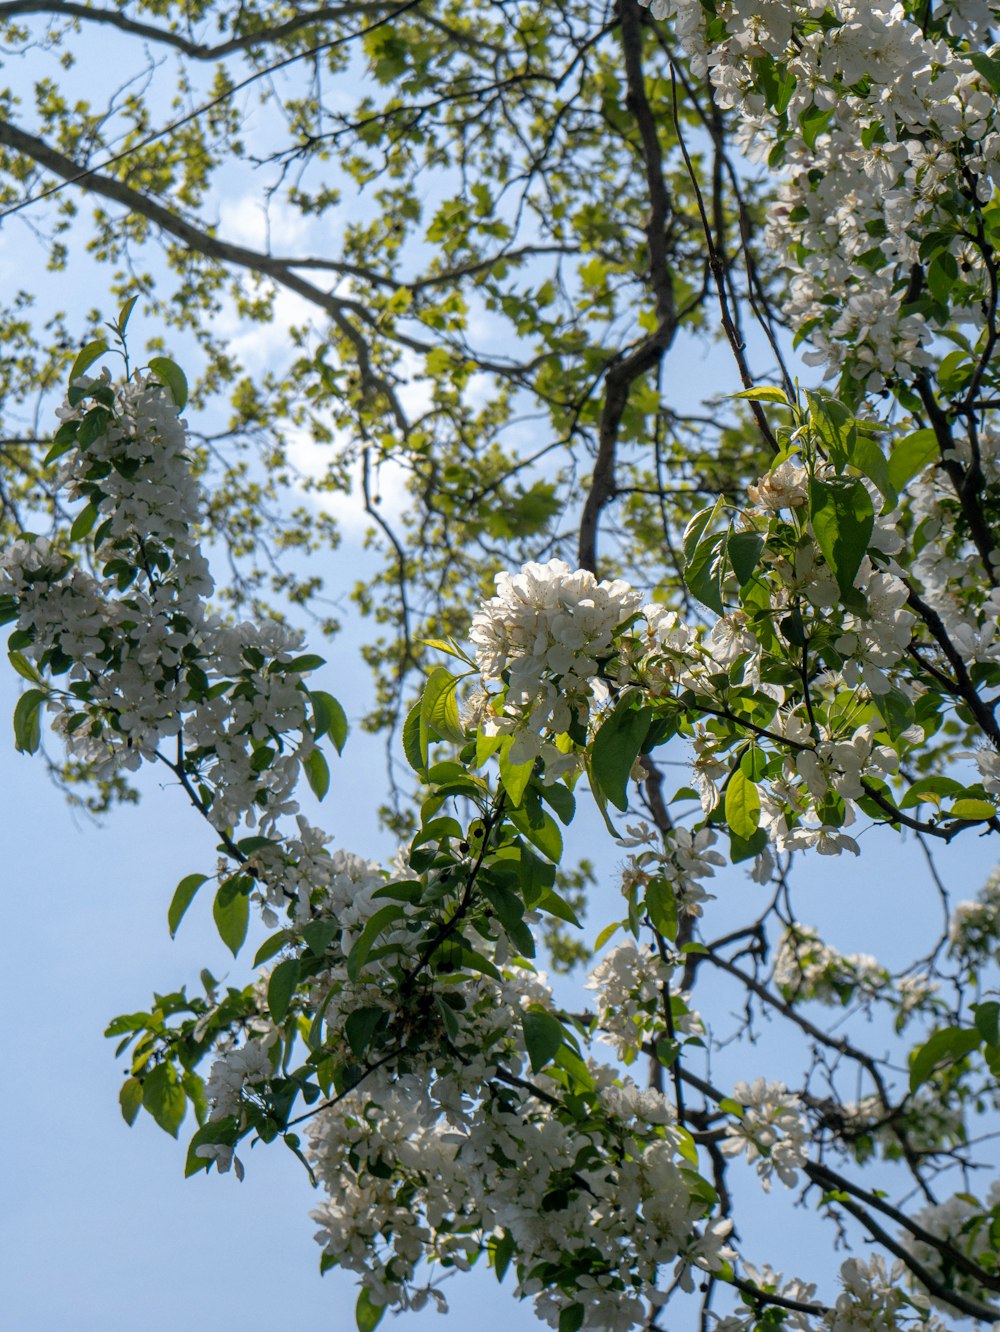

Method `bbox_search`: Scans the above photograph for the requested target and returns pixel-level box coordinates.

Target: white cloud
[285,425,411,539]
[218,192,317,253]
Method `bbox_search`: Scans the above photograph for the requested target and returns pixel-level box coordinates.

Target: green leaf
[147,356,188,410]
[492,1229,516,1282]
[728,826,768,863]
[539,782,575,826]
[909,1025,981,1093]
[521,1007,566,1074]
[809,477,874,598]
[347,904,404,982]
[971,51,1000,92]
[356,1289,385,1332]
[421,666,465,744]
[558,1306,585,1332]
[119,1075,143,1127]
[70,502,99,542]
[213,880,250,957]
[740,747,768,781]
[69,339,109,386]
[116,294,139,336]
[141,1062,187,1138]
[593,920,623,951]
[725,768,761,839]
[498,738,534,807]
[974,1001,1000,1048]
[646,877,678,942]
[345,1006,387,1059]
[798,102,832,150]
[887,429,938,491]
[253,930,289,967]
[310,689,348,753]
[304,747,331,800]
[850,436,896,508]
[13,687,46,754]
[733,385,789,403]
[728,531,765,586]
[402,699,429,774]
[591,702,652,811]
[947,798,997,822]
[507,802,563,863]
[534,889,582,928]
[7,650,40,684]
[268,957,300,1024]
[184,1121,237,1177]
[168,872,208,938]
[682,501,726,614]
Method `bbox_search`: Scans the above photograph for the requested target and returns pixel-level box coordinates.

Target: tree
[5,0,1000,1328]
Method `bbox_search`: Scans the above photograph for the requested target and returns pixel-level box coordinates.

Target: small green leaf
[521,1007,566,1074]
[909,1025,981,1093]
[733,385,789,403]
[345,1006,387,1059]
[498,738,534,807]
[725,768,761,839]
[646,877,678,942]
[809,477,874,598]
[421,666,465,744]
[13,688,46,754]
[347,904,404,982]
[356,1288,385,1332]
[593,920,623,951]
[682,501,726,614]
[888,428,938,492]
[119,1075,143,1127]
[8,651,40,684]
[492,1229,516,1282]
[168,872,208,938]
[311,689,348,753]
[974,1001,1000,1048]
[253,930,290,967]
[971,51,1000,92]
[740,747,768,782]
[402,699,429,774]
[184,1121,237,1177]
[70,502,99,542]
[591,702,652,812]
[304,747,331,801]
[147,356,188,410]
[728,530,765,587]
[116,294,139,336]
[947,799,997,822]
[268,957,300,1024]
[558,1303,585,1332]
[213,880,250,957]
[141,1062,187,1138]
[69,339,109,387]
[850,436,896,508]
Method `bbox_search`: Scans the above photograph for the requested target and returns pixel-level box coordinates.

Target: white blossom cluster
[618,820,726,919]
[905,1181,1000,1310]
[949,866,1000,967]
[585,940,703,1061]
[640,0,1000,386]
[0,372,324,866]
[711,1256,948,1332]
[774,926,888,1006]
[471,558,642,769]
[307,970,733,1331]
[721,1077,810,1191]
[841,1091,966,1165]
[203,1036,275,1122]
